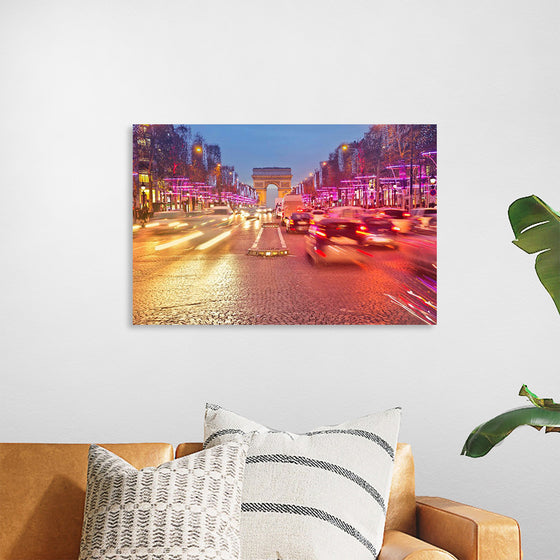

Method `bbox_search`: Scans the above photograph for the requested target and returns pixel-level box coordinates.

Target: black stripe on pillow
[203,429,247,448]
[241,502,377,557]
[205,428,394,459]
[247,454,386,512]
[304,429,395,459]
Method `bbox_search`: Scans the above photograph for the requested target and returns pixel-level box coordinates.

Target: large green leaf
[508,195,560,314]
[461,407,560,457]
[462,386,560,458]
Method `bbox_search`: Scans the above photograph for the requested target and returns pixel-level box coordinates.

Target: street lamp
[428,175,437,207]
[216,163,222,203]
[341,144,348,151]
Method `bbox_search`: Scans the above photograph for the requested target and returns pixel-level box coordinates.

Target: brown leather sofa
[0,442,521,560]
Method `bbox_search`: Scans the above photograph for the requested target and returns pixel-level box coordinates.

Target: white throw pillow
[79,442,248,560]
[204,405,401,560]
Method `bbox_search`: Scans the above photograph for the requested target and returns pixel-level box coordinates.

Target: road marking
[196,230,232,251]
[155,231,203,251]
[277,227,287,248]
[250,227,264,250]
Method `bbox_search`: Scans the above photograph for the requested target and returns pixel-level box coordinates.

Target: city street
[133,215,435,325]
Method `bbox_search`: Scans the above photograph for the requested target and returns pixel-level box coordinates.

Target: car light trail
[386,294,435,325]
[145,222,160,228]
[196,230,231,250]
[155,231,203,251]
[132,225,141,231]
[407,289,436,310]
[357,249,374,257]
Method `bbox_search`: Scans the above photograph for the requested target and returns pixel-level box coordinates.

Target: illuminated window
[139,173,150,184]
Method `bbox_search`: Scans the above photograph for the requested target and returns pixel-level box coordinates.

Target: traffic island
[247,222,289,257]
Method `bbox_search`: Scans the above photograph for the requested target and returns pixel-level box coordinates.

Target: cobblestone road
[133,217,434,325]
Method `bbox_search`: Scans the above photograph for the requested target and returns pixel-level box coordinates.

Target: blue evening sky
[187,125,371,185]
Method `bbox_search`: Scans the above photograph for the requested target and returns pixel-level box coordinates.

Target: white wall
[1,1,559,558]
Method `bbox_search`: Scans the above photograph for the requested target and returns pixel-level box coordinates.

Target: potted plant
[462,195,560,458]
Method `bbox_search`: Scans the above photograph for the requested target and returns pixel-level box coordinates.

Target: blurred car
[208,205,233,215]
[208,205,234,225]
[145,210,189,233]
[372,207,413,233]
[310,209,326,222]
[305,218,370,265]
[399,216,437,275]
[244,208,259,220]
[286,212,312,233]
[281,194,304,224]
[327,206,365,220]
[410,207,437,230]
[181,210,209,227]
[361,216,399,249]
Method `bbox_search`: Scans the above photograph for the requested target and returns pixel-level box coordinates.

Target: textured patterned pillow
[204,405,401,560]
[79,442,248,560]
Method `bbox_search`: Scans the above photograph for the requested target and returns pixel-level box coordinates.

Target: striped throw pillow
[204,405,401,560]
[79,442,248,560]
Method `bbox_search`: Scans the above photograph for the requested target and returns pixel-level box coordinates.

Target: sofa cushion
[0,442,173,560]
[204,404,401,560]
[79,442,248,560]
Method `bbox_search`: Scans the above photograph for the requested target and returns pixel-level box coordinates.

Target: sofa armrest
[416,497,522,560]
[379,530,457,559]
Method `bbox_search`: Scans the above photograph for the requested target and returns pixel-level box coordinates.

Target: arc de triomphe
[252,167,293,205]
